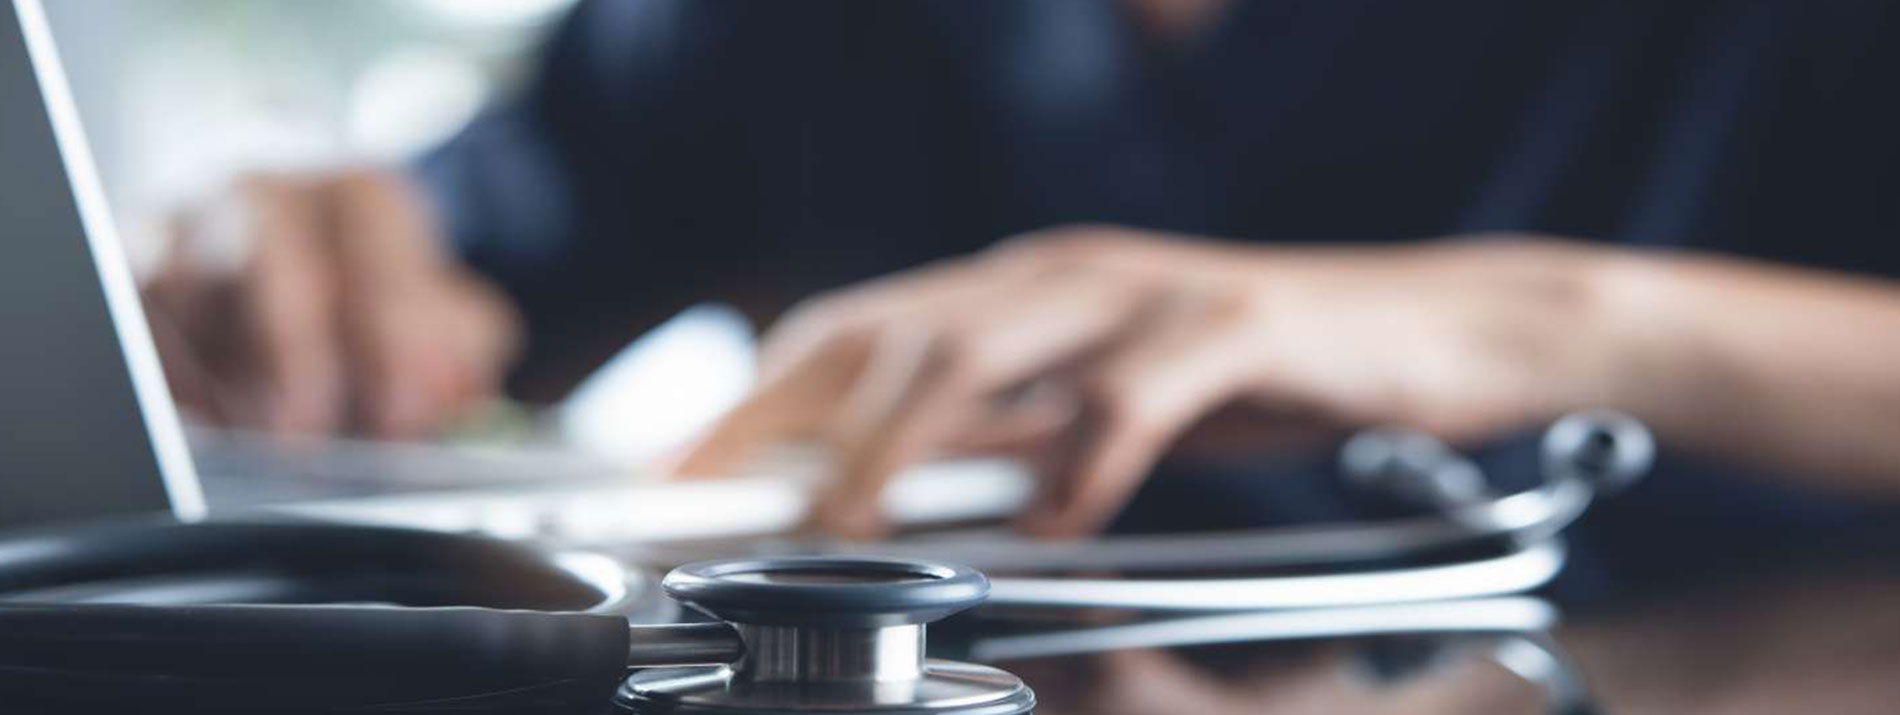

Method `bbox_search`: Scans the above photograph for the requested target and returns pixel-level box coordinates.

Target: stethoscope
[0,522,1031,713]
[0,411,1649,714]
[653,410,1654,612]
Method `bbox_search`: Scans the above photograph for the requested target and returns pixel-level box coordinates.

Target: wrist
[1442,236,1680,426]
[1574,245,1696,428]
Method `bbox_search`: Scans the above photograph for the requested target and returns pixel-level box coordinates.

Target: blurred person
[143,171,520,441]
[144,1,1900,542]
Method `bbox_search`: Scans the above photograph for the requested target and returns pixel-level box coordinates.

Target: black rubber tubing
[0,603,631,710]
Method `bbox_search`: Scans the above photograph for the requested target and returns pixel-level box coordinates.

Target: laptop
[0,0,1031,542]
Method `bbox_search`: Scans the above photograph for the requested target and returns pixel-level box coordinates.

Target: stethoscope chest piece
[615,557,1035,714]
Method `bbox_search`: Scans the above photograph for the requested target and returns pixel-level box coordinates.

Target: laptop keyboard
[188,428,1034,546]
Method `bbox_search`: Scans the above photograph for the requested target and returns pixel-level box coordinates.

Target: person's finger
[678,256,1053,479]
[755,258,992,381]
[671,329,875,477]
[142,209,240,422]
[322,169,510,439]
[142,295,248,425]
[814,276,1146,537]
[324,170,450,284]
[1020,296,1259,537]
[350,282,513,440]
[943,380,1078,454]
[234,177,348,440]
[444,272,523,402]
[811,324,963,537]
[351,304,466,439]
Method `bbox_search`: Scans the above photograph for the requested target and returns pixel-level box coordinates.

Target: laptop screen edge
[12,0,206,521]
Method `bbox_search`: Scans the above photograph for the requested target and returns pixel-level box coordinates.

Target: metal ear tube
[1340,427,1492,510]
[1541,409,1654,495]
[1341,410,1654,528]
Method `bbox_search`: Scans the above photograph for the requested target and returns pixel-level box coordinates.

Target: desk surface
[1005,554,1900,715]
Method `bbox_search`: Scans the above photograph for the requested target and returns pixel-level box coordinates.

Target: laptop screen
[0,0,203,527]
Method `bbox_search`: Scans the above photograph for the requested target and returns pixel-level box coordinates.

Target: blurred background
[44,0,572,277]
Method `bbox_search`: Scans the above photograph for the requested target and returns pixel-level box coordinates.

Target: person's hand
[678,226,1620,538]
[141,168,520,441]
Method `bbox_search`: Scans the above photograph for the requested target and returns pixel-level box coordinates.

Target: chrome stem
[735,624,925,683]
[625,622,746,668]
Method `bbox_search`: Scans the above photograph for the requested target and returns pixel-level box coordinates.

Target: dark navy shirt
[418,0,1900,603]
[421,0,1899,374]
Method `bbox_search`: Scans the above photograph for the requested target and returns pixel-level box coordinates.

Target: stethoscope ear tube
[750,412,1652,579]
[0,603,640,710]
